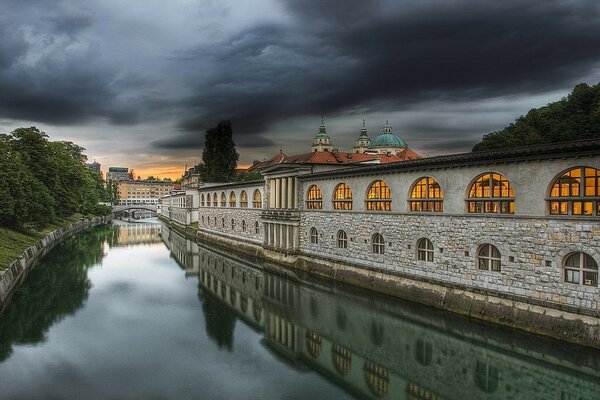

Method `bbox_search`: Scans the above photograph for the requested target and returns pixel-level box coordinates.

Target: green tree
[202,120,239,182]
[473,82,600,151]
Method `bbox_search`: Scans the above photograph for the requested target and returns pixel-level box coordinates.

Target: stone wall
[299,210,600,314]
[0,215,112,313]
[198,206,263,244]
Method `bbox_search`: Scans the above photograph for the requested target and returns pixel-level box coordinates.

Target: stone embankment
[0,215,112,313]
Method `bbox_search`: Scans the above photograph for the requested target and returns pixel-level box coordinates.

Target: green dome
[369,121,406,148]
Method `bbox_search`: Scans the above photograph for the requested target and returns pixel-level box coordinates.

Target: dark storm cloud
[154,0,600,149]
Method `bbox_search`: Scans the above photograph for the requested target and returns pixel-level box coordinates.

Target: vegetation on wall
[473,82,600,152]
[0,127,111,228]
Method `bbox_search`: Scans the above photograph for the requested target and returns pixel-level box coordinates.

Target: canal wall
[159,215,600,349]
[0,215,113,313]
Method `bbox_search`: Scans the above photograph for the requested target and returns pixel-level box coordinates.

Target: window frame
[548,167,600,217]
[333,183,353,210]
[417,238,434,262]
[306,185,323,209]
[477,244,501,272]
[467,173,515,214]
[409,177,443,212]
[310,227,319,244]
[563,252,598,286]
[240,190,248,207]
[229,191,236,207]
[366,180,392,211]
[371,233,385,255]
[337,230,348,249]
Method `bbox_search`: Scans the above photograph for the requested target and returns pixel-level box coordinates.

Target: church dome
[369,121,406,148]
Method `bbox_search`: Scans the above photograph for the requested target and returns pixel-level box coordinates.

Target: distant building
[106,167,131,182]
[86,160,101,174]
[181,165,202,189]
[118,180,176,205]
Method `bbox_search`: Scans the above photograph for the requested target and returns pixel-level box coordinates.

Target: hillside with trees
[473,82,600,152]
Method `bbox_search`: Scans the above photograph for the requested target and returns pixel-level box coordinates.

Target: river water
[0,220,598,399]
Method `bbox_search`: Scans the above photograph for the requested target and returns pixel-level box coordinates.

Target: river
[0,220,598,399]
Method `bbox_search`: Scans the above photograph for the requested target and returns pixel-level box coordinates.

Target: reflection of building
[118,180,175,205]
[160,123,600,342]
[115,223,162,246]
[160,227,600,400]
[106,166,131,182]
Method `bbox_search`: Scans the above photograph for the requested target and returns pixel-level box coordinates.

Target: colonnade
[264,222,298,251]
[269,177,297,209]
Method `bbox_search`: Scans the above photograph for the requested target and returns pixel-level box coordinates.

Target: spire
[383,120,392,134]
[312,115,333,152]
[319,115,326,134]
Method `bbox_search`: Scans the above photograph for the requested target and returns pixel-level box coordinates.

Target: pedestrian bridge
[112,204,157,213]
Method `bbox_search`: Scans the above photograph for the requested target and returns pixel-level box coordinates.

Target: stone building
[118,180,175,206]
[159,132,600,345]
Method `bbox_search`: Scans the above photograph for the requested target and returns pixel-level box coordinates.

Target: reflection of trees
[0,224,117,362]
[197,284,236,351]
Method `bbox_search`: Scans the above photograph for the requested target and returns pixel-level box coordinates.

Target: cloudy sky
[1,0,599,178]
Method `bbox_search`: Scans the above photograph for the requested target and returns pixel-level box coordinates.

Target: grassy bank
[0,214,92,271]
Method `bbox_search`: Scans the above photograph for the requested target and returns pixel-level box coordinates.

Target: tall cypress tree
[202,120,239,182]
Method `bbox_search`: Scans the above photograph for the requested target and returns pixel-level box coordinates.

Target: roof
[198,179,265,191]
[369,132,407,148]
[298,138,600,180]
[248,152,287,172]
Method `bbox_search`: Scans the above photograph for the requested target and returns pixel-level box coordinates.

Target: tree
[202,120,239,182]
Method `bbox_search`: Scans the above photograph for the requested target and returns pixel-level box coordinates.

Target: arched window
[410,177,443,212]
[478,244,501,272]
[240,190,248,207]
[549,167,600,216]
[221,217,225,228]
[467,173,514,214]
[242,220,246,232]
[213,192,218,207]
[372,233,385,254]
[475,361,499,393]
[417,238,434,262]
[364,361,389,397]
[229,191,236,207]
[253,303,262,322]
[332,344,352,376]
[240,295,248,313]
[366,180,392,211]
[220,192,226,207]
[563,252,598,286]
[201,193,205,207]
[306,185,323,209]
[255,221,260,234]
[229,288,237,306]
[333,183,353,210]
[207,193,211,207]
[253,189,262,208]
[337,230,348,249]
[305,331,322,359]
[310,227,318,244]
[231,219,235,230]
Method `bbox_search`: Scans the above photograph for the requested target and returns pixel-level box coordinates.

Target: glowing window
[220,192,226,207]
[253,189,262,208]
[305,331,322,359]
[333,183,353,210]
[478,244,501,272]
[563,252,598,286]
[213,192,218,207]
[364,361,389,397]
[366,180,391,211]
[410,177,443,212]
[306,185,323,209]
[467,173,514,214]
[229,191,236,207]
[549,167,600,216]
[240,190,248,207]
[417,238,434,262]
[332,344,352,376]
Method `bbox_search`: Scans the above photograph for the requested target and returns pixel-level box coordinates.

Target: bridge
[112,204,157,213]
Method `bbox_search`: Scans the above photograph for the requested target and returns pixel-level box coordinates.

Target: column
[293,226,300,250]
[282,225,288,250]
[269,179,276,208]
[279,224,284,249]
[275,179,281,209]
[288,226,295,251]
[293,178,298,209]
[274,224,279,248]
[264,223,269,245]
[281,178,288,209]
[287,177,294,210]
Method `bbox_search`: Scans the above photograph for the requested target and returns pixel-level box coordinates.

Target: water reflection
[0,224,118,362]
[161,223,600,400]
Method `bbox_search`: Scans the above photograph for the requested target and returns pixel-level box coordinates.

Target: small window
[333,183,353,210]
[252,189,262,208]
[240,190,248,207]
[415,339,432,366]
[229,191,236,207]
[220,192,226,207]
[310,227,319,244]
[306,185,323,209]
[242,220,246,232]
[478,244,501,272]
[563,252,598,286]
[231,219,235,230]
[417,238,434,262]
[221,218,225,228]
[213,192,218,207]
[372,233,385,254]
[474,361,499,393]
[201,193,205,207]
[255,221,260,234]
[337,230,348,249]
[467,173,514,214]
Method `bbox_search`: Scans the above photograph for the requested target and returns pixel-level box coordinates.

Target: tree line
[473,82,600,151]
[0,127,111,227]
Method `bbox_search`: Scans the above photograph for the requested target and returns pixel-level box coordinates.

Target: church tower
[353,119,371,153]
[311,117,333,152]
